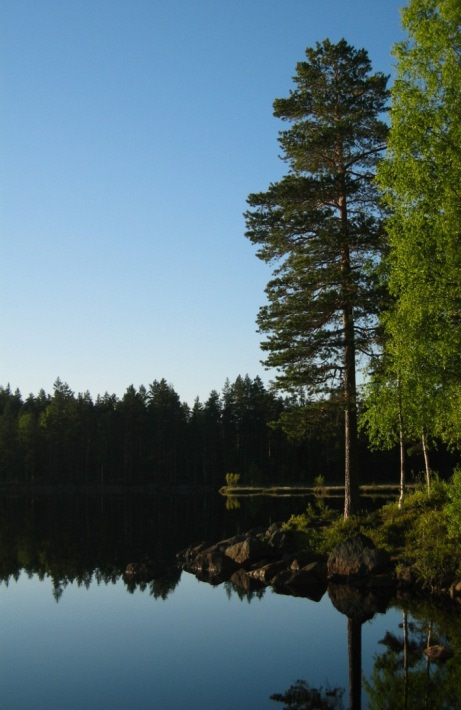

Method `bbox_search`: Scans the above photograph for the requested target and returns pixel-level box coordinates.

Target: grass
[280,477,461,593]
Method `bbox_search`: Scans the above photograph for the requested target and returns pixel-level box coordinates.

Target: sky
[1,0,406,406]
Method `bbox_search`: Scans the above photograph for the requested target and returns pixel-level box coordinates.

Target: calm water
[1,493,460,709]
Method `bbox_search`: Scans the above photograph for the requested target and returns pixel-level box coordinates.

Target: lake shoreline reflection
[1,493,460,709]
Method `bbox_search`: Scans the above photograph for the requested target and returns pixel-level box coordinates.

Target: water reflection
[0,492,312,592]
[365,601,461,709]
[1,493,460,709]
[271,679,345,708]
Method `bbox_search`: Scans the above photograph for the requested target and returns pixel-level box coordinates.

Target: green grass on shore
[278,476,461,595]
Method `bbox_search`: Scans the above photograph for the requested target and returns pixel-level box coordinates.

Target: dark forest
[0,375,454,490]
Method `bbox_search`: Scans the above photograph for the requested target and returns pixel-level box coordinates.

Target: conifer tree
[245,39,389,516]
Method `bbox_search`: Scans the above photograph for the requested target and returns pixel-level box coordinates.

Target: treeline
[1,375,456,489]
[0,375,348,488]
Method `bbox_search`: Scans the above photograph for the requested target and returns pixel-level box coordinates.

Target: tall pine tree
[245,39,389,516]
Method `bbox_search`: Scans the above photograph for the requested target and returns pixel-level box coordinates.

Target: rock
[224,536,273,566]
[327,533,390,582]
[290,553,314,571]
[271,561,327,602]
[177,542,207,567]
[271,569,296,590]
[178,541,239,584]
[230,568,265,593]
[194,545,238,576]
[424,645,454,663]
[266,528,299,553]
[283,562,327,601]
[248,560,289,584]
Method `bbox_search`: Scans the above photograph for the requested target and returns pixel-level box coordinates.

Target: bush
[318,515,366,555]
[446,468,461,541]
[225,472,240,486]
[407,507,460,588]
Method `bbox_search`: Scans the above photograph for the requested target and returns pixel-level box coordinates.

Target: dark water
[1,493,460,709]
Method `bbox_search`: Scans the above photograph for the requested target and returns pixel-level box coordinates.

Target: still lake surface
[1,492,460,709]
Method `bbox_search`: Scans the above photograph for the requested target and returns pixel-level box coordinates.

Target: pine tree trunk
[344,328,359,519]
[340,190,360,520]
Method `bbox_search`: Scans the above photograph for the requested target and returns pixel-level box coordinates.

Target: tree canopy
[245,39,389,516]
[362,0,461,483]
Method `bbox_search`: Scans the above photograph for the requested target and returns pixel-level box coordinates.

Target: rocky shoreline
[173,523,461,612]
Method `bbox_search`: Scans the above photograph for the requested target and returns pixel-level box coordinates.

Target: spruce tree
[245,39,389,516]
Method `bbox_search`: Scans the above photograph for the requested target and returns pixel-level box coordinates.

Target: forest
[0,375,456,490]
[0,376,379,488]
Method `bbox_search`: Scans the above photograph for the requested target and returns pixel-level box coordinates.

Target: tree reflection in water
[2,494,461,708]
[364,601,461,710]
[271,679,344,709]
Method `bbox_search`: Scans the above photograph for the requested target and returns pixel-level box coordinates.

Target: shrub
[446,468,461,542]
[318,515,365,555]
[407,508,459,588]
[225,472,240,487]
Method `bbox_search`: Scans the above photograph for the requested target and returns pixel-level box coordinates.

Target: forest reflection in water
[1,492,460,709]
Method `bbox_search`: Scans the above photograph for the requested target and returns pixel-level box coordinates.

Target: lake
[1,492,460,709]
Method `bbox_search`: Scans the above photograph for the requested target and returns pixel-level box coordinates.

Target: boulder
[230,568,265,593]
[248,560,289,584]
[178,542,239,584]
[266,527,299,554]
[177,542,207,567]
[289,553,314,571]
[271,561,327,602]
[192,545,238,576]
[327,533,390,582]
[224,536,273,566]
[283,562,327,601]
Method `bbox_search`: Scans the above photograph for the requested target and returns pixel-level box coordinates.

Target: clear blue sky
[1,0,405,406]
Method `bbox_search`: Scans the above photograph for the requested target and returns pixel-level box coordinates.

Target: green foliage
[281,500,336,553]
[282,513,310,534]
[282,500,362,555]
[225,472,241,487]
[446,467,461,541]
[375,0,461,451]
[407,508,460,588]
[318,515,368,556]
[0,374,317,487]
[245,39,388,398]
[281,473,461,589]
[367,479,461,588]
[245,38,389,518]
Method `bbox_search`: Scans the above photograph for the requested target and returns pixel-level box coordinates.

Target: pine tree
[245,39,389,516]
